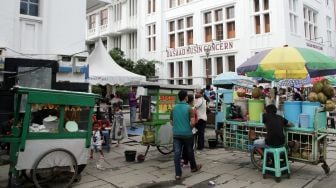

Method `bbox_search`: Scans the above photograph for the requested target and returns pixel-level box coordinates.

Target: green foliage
[116,86,130,102]
[109,48,158,79]
[133,59,156,78]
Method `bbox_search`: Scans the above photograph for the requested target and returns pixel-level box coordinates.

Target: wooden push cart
[0,87,99,187]
[126,81,198,158]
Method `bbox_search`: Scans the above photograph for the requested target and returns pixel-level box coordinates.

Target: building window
[129,32,137,49]
[170,34,175,48]
[255,16,260,34]
[178,61,183,77]
[187,60,192,76]
[113,36,121,49]
[228,56,235,72]
[215,24,223,40]
[263,0,269,10]
[215,9,223,22]
[89,14,96,29]
[216,57,223,74]
[205,26,212,42]
[326,16,332,46]
[148,0,155,14]
[169,0,176,8]
[253,0,270,34]
[169,21,175,32]
[129,0,137,16]
[187,79,193,85]
[114,3,122,21]
[169,63,174,78]
[178,32,184,47]
[178,19,184,30]
[169,0,192,8]
[100,9,108,25]
[20,0,39,16]
[304,6,318,40]
[226,6,234,19]
[187,30,193,45]
[254,0,260,12]
[203,6,236,42]
[168,16,193,48]
[264,14,270,33]
[147,24,156,51]
[204,12,212,24]
[289,0,298,34]
[187,17,193,28]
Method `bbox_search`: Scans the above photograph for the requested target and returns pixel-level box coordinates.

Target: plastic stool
[262,146,290,182]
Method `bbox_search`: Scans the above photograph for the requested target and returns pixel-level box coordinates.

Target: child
[90,122,104,159]
[111,103,127,147]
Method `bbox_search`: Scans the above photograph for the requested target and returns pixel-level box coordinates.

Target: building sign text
[166,41,234,58]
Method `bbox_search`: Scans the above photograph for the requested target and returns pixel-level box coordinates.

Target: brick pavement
[0,129,335,188]
[72,130,336,188]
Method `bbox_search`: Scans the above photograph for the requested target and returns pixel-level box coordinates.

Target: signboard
[139,95,151,120]
[306,42,323,50]
[166,41,234,58]
[158,95,176,113]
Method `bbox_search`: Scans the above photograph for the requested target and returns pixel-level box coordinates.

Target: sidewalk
[73,130,336,188]
[1,129,335,187]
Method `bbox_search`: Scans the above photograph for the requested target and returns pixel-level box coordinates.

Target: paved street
[1,128,336,188]
[70,129,336,188]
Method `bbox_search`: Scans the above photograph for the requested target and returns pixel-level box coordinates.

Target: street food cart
[212,72,255,142]
[213,81,334,176]
[0,87,99,187]
[125,81,198,158]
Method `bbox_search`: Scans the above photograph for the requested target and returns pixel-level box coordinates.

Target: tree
[133,59,156,78]
[109,48,157,79]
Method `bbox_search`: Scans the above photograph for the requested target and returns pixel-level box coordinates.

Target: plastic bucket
[223,89,234,104]
[248,99,265,122]
[208,139,218,149]
[284,101,302,127]
[124,150,137,162]
[302,102,321,129]
[299,114,309,129]
[234,99,248,118]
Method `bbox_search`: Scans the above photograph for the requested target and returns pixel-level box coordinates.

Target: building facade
[0,0,105,122]
[86,0,336,86]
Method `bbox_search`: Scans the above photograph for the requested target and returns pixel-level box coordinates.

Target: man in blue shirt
[171,90,202,180]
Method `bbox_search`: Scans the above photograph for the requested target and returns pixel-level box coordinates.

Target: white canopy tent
[87,39,146,86]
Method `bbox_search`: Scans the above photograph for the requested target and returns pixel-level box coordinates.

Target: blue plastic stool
[262,146,290,182]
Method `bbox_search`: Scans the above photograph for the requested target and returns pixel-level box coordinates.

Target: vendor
[253,104,292,148]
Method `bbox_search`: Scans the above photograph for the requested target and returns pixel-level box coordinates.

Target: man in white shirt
[194,89,207,150]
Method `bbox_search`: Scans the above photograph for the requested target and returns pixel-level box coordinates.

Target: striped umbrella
[237,46,336,80]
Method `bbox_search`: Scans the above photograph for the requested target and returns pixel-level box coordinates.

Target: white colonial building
[0,0,108,122]
[86,0,336,86]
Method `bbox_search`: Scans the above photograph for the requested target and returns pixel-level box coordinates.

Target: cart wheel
[250,148,263,171]
[157,145,173,155]
[275,177,281,183]
[32,148,78,188]
[322,164,330,174]
[22,170,33,182]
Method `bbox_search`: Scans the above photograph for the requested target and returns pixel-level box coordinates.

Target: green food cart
[0,87,99,188]
[126,81,198,158]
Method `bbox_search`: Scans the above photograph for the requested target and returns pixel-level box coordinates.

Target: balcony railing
[87,28,97,38]
[99,24,108,34]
